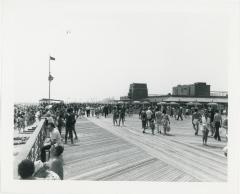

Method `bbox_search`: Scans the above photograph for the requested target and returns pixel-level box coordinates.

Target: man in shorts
[146,107,153,128]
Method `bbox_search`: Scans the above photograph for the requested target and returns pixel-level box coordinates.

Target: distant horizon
[14,81,228,104]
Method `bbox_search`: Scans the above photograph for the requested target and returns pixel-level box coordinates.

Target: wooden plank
[63,116,227,182]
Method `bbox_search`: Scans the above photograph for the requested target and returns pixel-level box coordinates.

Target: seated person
[45,145,64,180]
[33,160,60,180]
[18,159,37,180]
[41,122,62,162]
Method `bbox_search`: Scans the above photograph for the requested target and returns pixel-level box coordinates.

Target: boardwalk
[63,115,227,181]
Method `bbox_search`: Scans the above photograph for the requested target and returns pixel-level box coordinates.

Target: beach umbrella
[187,101,201,106]
[157,102,167,105]
[46,105,52,109]
[207,102,218,106]
[142,101,150,105]
[170,102,179,105]
[193,102,202,106]
[133,101,140,104]
[186,102,193,106]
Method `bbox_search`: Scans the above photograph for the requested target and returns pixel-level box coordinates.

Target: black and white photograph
[1,0,240,194]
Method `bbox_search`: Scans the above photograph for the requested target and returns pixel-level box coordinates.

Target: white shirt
[50,128,62,145]
[146,110,152,119]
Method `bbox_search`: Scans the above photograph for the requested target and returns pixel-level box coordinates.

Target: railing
[210,91,228,97]
[14,119,47,179]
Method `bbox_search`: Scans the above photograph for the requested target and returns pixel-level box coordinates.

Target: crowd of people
[14,102,228,147]
[138,105,227,142]
[14,104,39,133]
[16,102,228,180]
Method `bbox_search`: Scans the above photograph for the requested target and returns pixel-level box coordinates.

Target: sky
[3,0,230,103]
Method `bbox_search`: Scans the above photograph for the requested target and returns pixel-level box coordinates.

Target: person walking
[149,116,155,135]
[175,107,179,120]
[119,105,126,126]
[177,107,183,120]
[91,107,95,117]
[155,108,163,134]
[86,106,90,117]
[65,108,75,144]
[222,114,228,140]
[173,108,177,119]
[95,106,100,118]
[139,107,143,119]
[182,107,186,118]
[210,108,215,136]
[201,111,209,145]
[162,110,170,135]
[170,107,174,117]
[141,109,147,134]
[192,108,201,135]
[214,110,222,141]
[57,114,65,136]
[103,105,108,118]
[146,107,153,128]
[72,111,78,140]
[112,106,119,126]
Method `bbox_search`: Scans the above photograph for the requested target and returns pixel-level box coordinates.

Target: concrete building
[194,82,210,97]
[189,85,195,96]
[128,83,148,101]
[172,82,210,97]
[172,87,178,96]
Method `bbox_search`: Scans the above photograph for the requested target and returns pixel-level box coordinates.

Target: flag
[48,74,54,81]
[50,56,55,60]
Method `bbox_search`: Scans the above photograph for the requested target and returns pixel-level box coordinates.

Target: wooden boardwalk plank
[63,115,227,182]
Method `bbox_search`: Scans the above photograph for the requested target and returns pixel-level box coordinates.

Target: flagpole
[49,55,51,104]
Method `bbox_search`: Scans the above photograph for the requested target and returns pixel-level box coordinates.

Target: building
[194,82,210,97]
[172,82,210,97]
[173,85,191,96]
[128,83,148,101]
[189,85,195,96]
[172,87,178,95]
